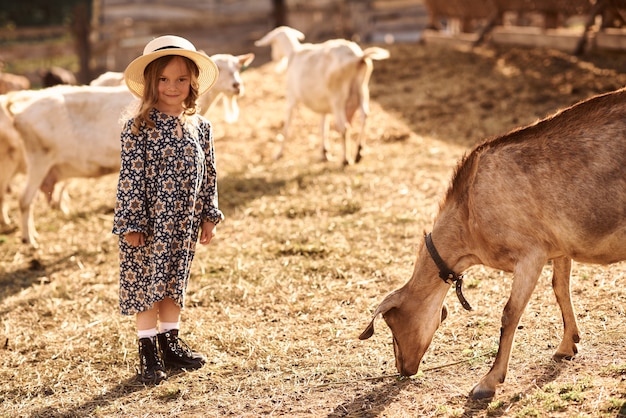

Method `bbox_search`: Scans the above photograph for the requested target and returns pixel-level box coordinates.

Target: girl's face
[155,56,192,115]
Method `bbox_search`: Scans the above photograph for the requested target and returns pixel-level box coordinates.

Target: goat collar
[424,232,472,311]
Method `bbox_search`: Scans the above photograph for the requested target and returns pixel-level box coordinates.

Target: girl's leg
[156,297,206,370]
[157,297,181,324]
[137,305,159,331]
[136,306,166,384]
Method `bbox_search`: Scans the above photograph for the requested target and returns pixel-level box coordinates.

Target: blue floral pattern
[113,108,223,315]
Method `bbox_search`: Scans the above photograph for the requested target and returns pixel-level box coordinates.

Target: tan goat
[360,87,626,399]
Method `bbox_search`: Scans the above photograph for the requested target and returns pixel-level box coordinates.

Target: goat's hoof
[553,342,578,361]
[21,237,39,248]
[552,352,575,362]
[470,384,496,400]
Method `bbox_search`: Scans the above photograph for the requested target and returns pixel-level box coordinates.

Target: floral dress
[113,108,223,315]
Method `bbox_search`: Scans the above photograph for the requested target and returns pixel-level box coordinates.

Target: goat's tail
[362,47,390,61]
[5,91,34,117]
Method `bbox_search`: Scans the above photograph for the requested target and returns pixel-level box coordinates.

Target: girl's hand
[199,221,216,245]
[125,232,145,247]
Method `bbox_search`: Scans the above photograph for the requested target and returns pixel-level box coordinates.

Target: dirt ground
[1,40,626,417]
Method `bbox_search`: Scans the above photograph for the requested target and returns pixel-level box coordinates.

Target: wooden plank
[102,0,271,13]
[101,3,270,25]
[424,0,495,19]
[422,29,480,46]
[491,26,584,51]
[494,0,592,15]
[372,0,424,11]
[0,42,74,61]
[0,26,68,41]
[596,28,626,50]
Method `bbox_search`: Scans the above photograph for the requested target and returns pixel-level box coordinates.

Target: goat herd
[2,26,626,400]
[0,26,388,247]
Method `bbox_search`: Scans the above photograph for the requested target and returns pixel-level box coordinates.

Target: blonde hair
[131,55,201,135]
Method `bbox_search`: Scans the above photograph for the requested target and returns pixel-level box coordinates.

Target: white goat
[9,85,136,246]
[0,91,70,228]
[0,52,254,245]
[0,94,27,226]
[255,26,390,165]
[89,53,255,123]
[198,53,255,123]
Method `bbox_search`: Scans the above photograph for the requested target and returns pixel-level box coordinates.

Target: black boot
[138,337,167,384]
[157,329,206,370]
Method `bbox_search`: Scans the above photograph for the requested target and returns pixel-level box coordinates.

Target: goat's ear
[441,304,448,323]
[293,28,305,41]
[254,36,271,47]
[359,289,404,340]
[238,53,255,70]
[359,318,376,340]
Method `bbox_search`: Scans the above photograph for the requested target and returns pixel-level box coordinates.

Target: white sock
[137,328,158,340]
[159,322,180,333]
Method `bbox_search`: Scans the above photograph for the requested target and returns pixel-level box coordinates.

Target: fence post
[72,2,92,84]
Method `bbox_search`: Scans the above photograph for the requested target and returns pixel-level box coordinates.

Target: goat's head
[360,267,449,376]
[211,53,255,97]
[255,26,305,72]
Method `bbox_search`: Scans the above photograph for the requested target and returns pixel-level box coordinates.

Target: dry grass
[1,42,626,417]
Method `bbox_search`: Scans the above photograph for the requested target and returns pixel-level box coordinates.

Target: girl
[113,35,224,384]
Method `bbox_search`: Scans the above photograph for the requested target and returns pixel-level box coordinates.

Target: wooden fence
[93,0,429,73]
[0,0,426,82]
[423,0,626,54]
[1,0,625,86]
[5,0,425,84]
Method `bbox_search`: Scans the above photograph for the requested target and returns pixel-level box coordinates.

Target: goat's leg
[332,107,350,165]
[20,157,53,246]
[551,256,580,360]
[0,187,9,226]
[319,115,330,161]
[276,101,296,160]
[470,255,544,399]
[0,180,11,226]
[340,123,350,166]
[48,181,70,215]
[20,183,41,246]
[354,107,367,164]
[0,160,21,226]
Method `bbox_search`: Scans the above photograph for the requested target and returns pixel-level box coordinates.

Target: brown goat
[360,87,626,399]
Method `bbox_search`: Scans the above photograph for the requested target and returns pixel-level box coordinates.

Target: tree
[0,0,90,28]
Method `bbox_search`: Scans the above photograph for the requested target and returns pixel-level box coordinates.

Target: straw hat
[124,35,219,98]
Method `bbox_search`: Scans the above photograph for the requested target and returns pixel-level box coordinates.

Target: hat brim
[124,49,219,98]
